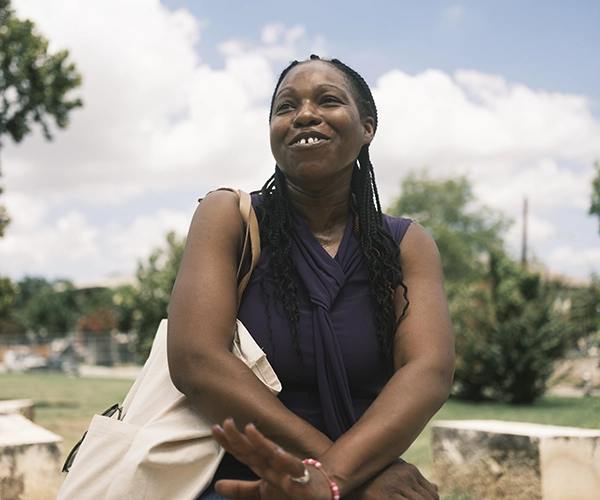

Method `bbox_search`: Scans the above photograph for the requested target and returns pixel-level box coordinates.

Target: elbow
[167,350,196,397]
[432,358,455,409]
[167,343,210,399]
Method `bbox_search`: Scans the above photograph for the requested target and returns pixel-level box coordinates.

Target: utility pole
[521,197,528,270]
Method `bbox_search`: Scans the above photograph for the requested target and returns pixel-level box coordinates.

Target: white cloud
[546,246,600,278]
[371,68,600,206]
[2,1,600,282]
[104,209,191,265]
[0,199,192,281]
[504,211,557,249]
[0,209,101,277]
[473,159,593,214]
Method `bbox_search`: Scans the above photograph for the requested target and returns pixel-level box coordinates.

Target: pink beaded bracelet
[302,458,340,500]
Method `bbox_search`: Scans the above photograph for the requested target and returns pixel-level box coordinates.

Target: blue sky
[165,0,600,103]
[1,0,599,284]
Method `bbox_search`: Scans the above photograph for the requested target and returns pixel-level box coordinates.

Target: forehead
[275,60,355,97]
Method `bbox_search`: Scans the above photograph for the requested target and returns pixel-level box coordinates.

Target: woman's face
[270,61,374,190]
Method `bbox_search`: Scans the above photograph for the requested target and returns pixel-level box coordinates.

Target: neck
[285,179,351,233]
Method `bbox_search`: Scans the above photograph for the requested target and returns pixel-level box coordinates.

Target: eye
[320,95,341,106]
[274,101,294,113]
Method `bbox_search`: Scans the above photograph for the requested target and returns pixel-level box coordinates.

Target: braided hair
[257,55,408,373]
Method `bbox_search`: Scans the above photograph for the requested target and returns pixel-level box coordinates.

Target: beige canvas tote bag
[57,189,280,500]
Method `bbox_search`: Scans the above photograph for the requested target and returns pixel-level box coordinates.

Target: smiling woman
[166,55,455,500]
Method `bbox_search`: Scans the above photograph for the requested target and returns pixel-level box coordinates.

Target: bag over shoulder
[57,189,280,500]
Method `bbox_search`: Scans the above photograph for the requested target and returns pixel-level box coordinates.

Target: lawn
[0,372,133,456]
[1,372,599,495]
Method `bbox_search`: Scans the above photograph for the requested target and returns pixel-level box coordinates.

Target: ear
[362,116,375,145]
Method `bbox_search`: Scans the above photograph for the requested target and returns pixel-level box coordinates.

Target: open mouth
[289,132,330,146]
[294,136,324,145]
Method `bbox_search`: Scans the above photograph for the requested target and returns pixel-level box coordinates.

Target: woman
[167,55,454,499]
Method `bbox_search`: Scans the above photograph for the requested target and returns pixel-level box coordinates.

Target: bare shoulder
[168,190,248,354]
[393,222,454,372]
[190,189,244,233]
[399,221,442,273]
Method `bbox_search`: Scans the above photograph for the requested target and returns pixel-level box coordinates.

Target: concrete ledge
[0,414,63,500]
[432,420,600,500]
[0,399,35,421]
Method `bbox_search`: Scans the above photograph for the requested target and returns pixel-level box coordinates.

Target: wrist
[303,458,340,500]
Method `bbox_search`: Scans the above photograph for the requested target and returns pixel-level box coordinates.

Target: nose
[293,99,322,128]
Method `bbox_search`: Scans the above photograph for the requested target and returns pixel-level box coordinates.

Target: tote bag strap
[201,187,260,305]
[235,189,260,307]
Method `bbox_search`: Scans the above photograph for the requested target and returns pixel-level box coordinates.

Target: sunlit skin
[168,58,453,500]
[269,60,375,255]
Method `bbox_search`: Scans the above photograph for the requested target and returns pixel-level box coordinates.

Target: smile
[294,137,323,145]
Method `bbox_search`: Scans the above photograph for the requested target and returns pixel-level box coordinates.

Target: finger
[214,479,262,500]
[214,421,299,487]
[418,479,439,499]
[409,484,439,500]
[244,424,306,477]
[216,419,262,465]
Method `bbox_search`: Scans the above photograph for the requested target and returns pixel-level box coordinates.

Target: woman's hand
[212,419,334,500]
[347,461,439,500]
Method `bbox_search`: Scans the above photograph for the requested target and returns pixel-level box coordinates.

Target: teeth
[297,137,319,144]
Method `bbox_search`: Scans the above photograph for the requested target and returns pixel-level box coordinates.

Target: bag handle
[235,189,260,307]
[200,188,260,305]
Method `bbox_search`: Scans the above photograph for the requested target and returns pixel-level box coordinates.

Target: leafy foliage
[389,172,580,404]
[117,231,186,357]
[0,276,17,333]
[452,252,576,404]
[9,276,79,336]
[0,0,82,147]
[0,0,82,236]
[567,274,600,347]
[388,172,507,295]
[3,276,118,337]
[590,160,600,234]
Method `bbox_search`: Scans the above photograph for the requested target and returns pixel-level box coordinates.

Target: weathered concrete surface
[0,414,63,500]
[0,400,35,421]
[432,420,600,500]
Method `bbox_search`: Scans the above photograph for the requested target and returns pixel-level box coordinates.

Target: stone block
[432,420,600,500]
[0,399,35,421]
[0,414,63,500]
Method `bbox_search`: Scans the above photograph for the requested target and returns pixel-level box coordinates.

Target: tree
[388,172,507,294]
[590,160,600,234]
[9,276,79,336]
[0,276,17,333]
[0,0,82,234]
[568,275,600,349]
[452,251,576,404]
[389,172,577,404]
[114,231,186,357]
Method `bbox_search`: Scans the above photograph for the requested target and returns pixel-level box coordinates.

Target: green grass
[0,372,133,456]
[1,372,599,499]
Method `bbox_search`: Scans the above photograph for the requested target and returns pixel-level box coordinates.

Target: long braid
[256,168,303,362]
[259,55,408,374]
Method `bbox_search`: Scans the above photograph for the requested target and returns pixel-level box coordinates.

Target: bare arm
[317,222,455,495]
[168,196,452,495]
[167,190,332,458]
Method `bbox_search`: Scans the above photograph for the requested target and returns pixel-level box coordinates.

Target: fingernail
[247,423,256,430]
[215,424,224,433]
[276,447,285,454]
[228,418,235,426]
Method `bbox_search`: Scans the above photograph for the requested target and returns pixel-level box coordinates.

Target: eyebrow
[275,83,346,99]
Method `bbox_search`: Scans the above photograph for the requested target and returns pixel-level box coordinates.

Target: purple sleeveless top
[237,194,411,440]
